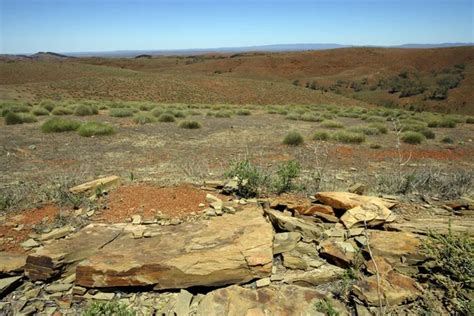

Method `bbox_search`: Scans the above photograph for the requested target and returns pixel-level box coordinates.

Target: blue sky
[0,0,472,54]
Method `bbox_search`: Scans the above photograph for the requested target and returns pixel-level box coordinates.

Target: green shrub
[138,103,155,111]
[441,136,454,144]
[236,109,251,116]
[83,301,136,316]
[77,122,114,137]
[332,131,366,144]
[349,126,380,136]
[40,101,56,112]
[368,123,388,134]
[421,227,474,314]
[224,159,268,198]
[32,107,50,116]
[41,118,81,133]
[420,128,435,139]
[158,113,175,122]
[179,120,201,129]
[312,131,329,141]
[173,110,186,118]
[438,118,457,128]
[17,113,38,123]
[4,112,23,125]
[74,104,98,116]
[285,113,300,120]
[133,113,156,124]
[214,110,232,118]
[151,107,163,117]
[109,108,134,117]
[466,117,474,124]
[401,131,425,144]
[321,120,344,129]
[1,105,30,116]
[369,143,382,149]
[274,160,301,194]
[52,106,73,115]
[283,131,304,146]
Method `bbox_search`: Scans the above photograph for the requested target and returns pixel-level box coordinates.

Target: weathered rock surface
[353,270,421,306]
[340,201,394,228]
[196,284,326,316]
[69,175,120,194]
[0,276,22,296]
[301,204,335,216]
[315,192,396,210]
[282,264,345,286]
[0,252,26,275]
[367,231,423,266]
[39,225,74,241]
[25,225,123,281]
[76,206,273,289]
[273,232,301,254]
[264,208,323,240]
[386,217,474,236]
[319,240,357,268]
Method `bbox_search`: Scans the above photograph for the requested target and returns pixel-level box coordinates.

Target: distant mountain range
[2,43,473,59]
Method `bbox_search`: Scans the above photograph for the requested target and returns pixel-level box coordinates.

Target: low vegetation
[283,131,304,146]
[158,113,176,122]
[109,108,135,117]
[133,113,156,124]
[83,301,136,316]
[77,122,115,137]
[401,131,425,144]
[179,120,201,129]
[41,117,81,133]
[331,131,365,144]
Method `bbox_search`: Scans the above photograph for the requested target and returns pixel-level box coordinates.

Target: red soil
[100,183,217,223]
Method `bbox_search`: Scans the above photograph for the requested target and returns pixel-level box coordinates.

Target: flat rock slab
[196,284,326,316]
[76,206,273,290]
[69,175,120,194]
[315,192,396,210]
[367,231,424,266]
[0,252,26,275]
[25,225,123,281]
[386,217,474,237]
[264,208,323,241]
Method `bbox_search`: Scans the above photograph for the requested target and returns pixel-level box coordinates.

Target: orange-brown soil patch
[101,183,218,223]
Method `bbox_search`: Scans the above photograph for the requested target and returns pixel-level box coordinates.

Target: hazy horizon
[1,0,473,54]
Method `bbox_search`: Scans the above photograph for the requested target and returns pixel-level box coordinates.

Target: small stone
[132,215,142,225]
[256,277,271,288]
[21,239,40,249]
[215,209,223,216]
[204,208,216,216]
[72,286,87,296]
[223,206,236,214]
[45,283,72,293]
[205,194,221,204]
[174,289,193,316]
[39,225,73,241]
[170,218,181,225]
[92,292,115,300]
[13,224,24,231]
[199,203,205,208]
[86,210,95,217]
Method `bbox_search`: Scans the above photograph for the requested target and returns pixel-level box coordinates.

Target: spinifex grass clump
[77,122,114,137]
[283,131,304,146]
[321,120,344,129]
[332,131,365,144]
[312,131,329,141]
[74,104,98,116]
[41,118,81,133]
[109,108,134,117]
[4,112,23,125]
[52,107,73,116]
[401,131,425,144]
[132,113,156,124]
[158,113,175,122]
[179,120,201,129]
[32,107,50,116]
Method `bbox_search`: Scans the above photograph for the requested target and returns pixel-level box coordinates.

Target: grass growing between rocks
[83,301,136,316]
[41,118,81,133]
[77,122,115,137]
[420,226,474,314]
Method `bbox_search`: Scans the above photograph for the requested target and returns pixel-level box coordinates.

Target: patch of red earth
[100,183,219,223]
[0,204,60,253]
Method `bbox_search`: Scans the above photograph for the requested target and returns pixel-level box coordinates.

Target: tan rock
[0,276,22,295]
[273,232,301,254]
[196,285,325,316]
[367,231,424,266]
[301,204,335,216]
[340,200,394,229]
[282,264,345,286]
[264,209,324,241]
[315,192,396,210]
[76,206,273,290]
[353,270,421,306]
[319,240,357,268]
[0,252,26,275]
[39,225,73,241]
[69,175,120,194]
[25,225,123,281]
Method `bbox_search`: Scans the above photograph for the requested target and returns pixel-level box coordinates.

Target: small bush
[40,101,56,112]
[179,120,201,129]
[321,120,344,129]
[401,131,425,144]
[133,113,156,124]
[441,136,454,144]
[274,160,301,194]
[466,117,474,124]
[18,113,37,123]
[214,110,232,118]
[225,159,268,198]
[158,113,175,122]
[438,118,457,128]
[83,301,136,316]
[368,123,388,134]
[4,112,23,125]
[138,103,155,111]
[32,107,50,116]
[283,131,304,146]
[173,110,186,118]
[369,143,382,149]
[41,118,81,133]
[109,108,134,117]
[332,131,365,144]
[236,109,251,116]
[74,104,98,116]
[349,126,380,136]
[312,131,329,141]
[78,122,114,137]
[285,113,300,120]
[52,107,73,115]
[151,107,163,117]
[420,128,435,139]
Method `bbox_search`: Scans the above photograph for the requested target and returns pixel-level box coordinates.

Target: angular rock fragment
[25,225,123,281]
[315,192,396,210]
[0,276,22,296]
[69,175,120,194]
[340,200,394,228]
[367,231,424,266]
[264,208,324,240]
[319,240,357,268]
[273,232,301,254]
[39,225,74,241]
[76,207,273,290]
[282,264,345,286]
[0,252,26,275]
